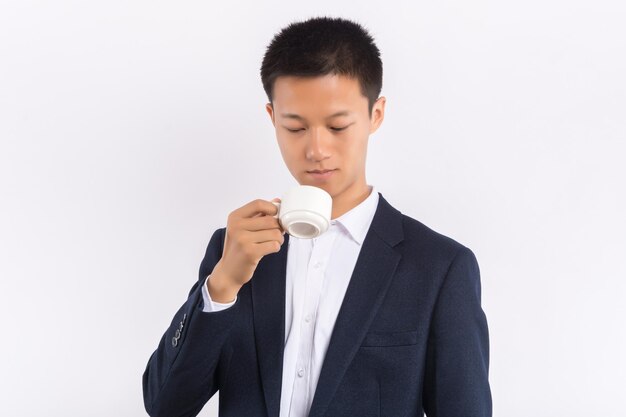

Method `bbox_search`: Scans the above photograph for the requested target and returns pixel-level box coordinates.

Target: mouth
[306,169,337,181]
[307,169,336,174]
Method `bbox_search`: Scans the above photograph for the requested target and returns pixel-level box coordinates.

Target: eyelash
[286,126,348,133]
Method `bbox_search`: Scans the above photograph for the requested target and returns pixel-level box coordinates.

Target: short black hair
[260,16,383,116]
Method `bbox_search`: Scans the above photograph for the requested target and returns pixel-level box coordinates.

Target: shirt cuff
[201,274,237,312]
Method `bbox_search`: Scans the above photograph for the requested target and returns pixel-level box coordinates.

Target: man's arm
[142,227,240,417]
[423,246,492,417]
[142,197,284,416]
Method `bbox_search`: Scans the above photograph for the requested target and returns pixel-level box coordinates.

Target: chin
[298,179,331,192]
[315,183,336,196]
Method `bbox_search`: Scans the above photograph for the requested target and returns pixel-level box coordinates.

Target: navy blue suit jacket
[143,192,492,416]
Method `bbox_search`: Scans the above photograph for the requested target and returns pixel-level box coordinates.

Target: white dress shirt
[201,185,379,417]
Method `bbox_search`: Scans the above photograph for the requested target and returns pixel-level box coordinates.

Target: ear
[369,96,386,134]
[265,103,275,126]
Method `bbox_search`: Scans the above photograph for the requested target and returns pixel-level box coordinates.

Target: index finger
[236,199,280,219]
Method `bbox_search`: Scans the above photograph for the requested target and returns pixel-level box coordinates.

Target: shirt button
[314,261,323,269]
[297,368,305,377]
[304,314,312,323]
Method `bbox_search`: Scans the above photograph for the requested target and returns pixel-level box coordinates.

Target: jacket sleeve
[142,227,240,417]
[423,246,493,417]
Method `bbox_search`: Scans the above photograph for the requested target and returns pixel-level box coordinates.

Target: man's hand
[207,198,285,303]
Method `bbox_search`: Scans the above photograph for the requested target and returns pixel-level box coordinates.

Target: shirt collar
[330,185,379,245]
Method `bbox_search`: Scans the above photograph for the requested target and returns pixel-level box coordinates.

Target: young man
[143,17,492,417]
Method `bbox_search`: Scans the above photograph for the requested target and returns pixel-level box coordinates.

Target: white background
[1,1,625,416]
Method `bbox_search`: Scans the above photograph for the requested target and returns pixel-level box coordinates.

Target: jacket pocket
[360,329,419,347]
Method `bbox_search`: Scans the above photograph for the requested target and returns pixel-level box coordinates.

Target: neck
[330,183,372,220]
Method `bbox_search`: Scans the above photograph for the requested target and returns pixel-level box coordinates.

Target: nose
[305,127,331,162]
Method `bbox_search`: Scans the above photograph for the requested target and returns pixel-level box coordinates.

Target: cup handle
[271,201,281,219]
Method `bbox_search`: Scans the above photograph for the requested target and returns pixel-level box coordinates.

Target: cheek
[344,132,368,158]
[276,137,301,163]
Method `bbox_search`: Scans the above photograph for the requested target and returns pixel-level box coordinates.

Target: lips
[306,169,336,181]
[307,169,335,173]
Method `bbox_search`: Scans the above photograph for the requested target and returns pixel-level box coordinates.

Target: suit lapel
[308,194,404,417]
[252,232,290,417]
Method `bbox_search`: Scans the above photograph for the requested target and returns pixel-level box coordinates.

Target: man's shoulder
[398,212,474,264]
[375,192,475,263]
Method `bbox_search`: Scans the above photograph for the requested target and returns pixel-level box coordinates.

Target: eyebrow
[280,111,351,121]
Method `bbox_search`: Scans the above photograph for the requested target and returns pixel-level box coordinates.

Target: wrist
[207,262,241,303]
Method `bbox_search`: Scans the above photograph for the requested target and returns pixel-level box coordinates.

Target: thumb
[270,198,285,234]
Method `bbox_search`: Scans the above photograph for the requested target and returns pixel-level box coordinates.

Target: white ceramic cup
[271,185,333,239]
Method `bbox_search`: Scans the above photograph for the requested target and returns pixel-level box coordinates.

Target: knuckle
[227,216,238,228]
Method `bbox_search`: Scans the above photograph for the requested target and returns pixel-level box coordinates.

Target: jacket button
[172,336,178,347]
[175,329,181,339]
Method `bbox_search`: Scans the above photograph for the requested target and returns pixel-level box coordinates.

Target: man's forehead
[272,74,361,95]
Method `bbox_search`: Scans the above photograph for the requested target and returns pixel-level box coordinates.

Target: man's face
[265,74,385,206]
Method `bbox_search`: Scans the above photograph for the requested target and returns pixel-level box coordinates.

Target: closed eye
[284,125,350,133]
